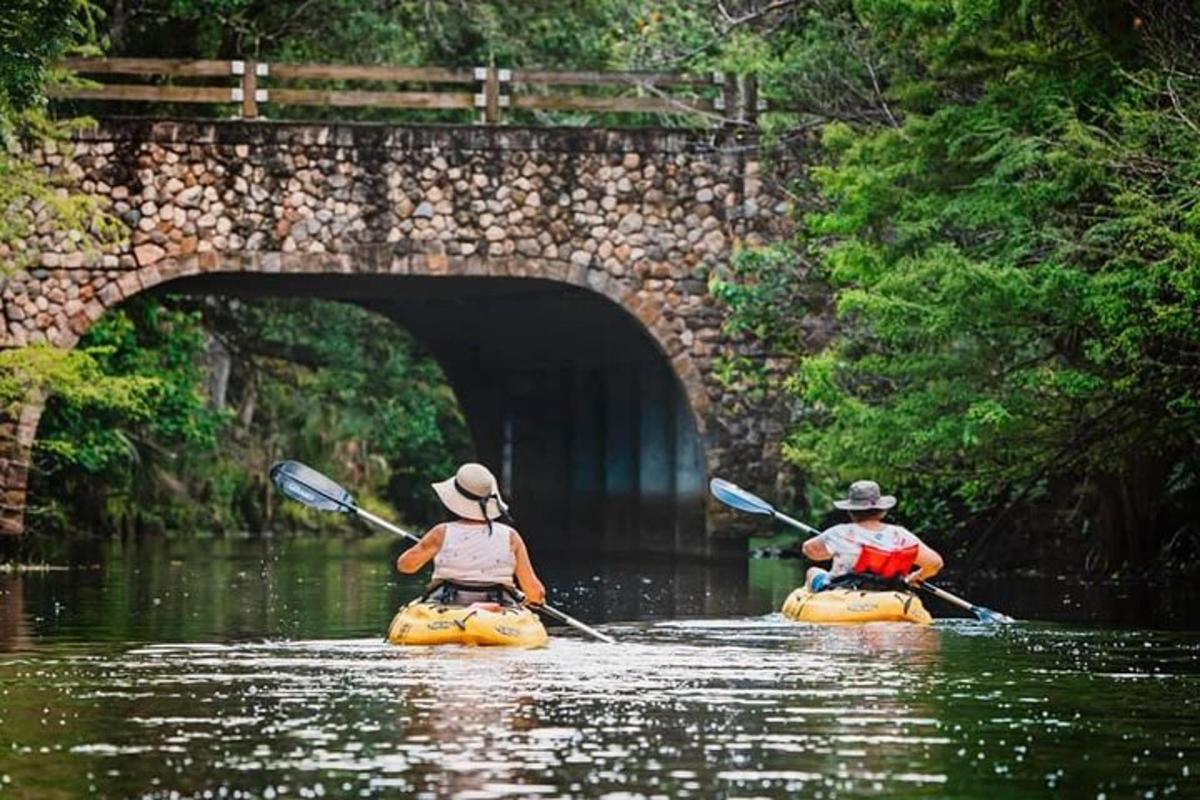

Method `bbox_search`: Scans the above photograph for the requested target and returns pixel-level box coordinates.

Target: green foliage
[102,0,676,68]
[0,0,97,119]
[29,298,227,532]
[716,0,1200,563]
[227,298,471,520]
[28,296,470,534]
[1,0,119,272]
[0,344,156,422]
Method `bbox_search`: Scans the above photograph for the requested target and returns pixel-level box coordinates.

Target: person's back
[818,521,923,579]
[800,480,943,591]
[432,520,518,586]
[395,462,546,606]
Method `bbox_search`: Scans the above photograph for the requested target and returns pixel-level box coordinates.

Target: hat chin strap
[454,479,498,533]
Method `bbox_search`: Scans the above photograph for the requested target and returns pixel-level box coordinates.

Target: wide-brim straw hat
[432,463,506,521]
[833,479,897,511]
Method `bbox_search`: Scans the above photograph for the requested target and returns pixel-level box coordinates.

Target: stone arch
[10,255,714,555]
[52,250,714,438]
[3,118,797,551]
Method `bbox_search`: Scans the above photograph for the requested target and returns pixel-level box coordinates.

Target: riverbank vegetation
[27,295,470,535]
[3,0,1198,572]
[712,1,1200,573]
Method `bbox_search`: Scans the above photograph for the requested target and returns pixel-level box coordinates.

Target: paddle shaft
[917,582,994,617]
[529,603,615,644]
[773,510,819,537]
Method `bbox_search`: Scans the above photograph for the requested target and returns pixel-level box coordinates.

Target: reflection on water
[2,622,1199,798]
[0,536,1198,798]
[0,575,31,652]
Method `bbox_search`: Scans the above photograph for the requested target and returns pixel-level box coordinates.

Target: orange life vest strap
[852,543,918,579]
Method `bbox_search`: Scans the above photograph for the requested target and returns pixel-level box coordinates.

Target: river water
[1,535,1198,799]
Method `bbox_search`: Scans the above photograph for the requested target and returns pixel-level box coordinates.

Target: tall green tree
[716,0,1200,569]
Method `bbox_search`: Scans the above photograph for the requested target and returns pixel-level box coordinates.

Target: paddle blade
[974,606,1016,624]
[270,461,356,513]
[709,478,776,517]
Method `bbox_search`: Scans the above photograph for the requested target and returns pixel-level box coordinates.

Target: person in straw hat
[798,480,944,593]
[396,462,546,606]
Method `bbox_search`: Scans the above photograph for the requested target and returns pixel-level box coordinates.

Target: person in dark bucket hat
[799,480,944,592]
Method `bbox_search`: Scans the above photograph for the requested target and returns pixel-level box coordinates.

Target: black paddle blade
[270,460,355,513]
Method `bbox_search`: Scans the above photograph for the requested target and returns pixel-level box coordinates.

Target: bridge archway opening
[139,271,709,557]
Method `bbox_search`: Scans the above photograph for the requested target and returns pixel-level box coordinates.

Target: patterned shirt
[817,523,924,577]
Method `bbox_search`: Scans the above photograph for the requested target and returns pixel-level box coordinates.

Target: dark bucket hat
[833,480,897,511]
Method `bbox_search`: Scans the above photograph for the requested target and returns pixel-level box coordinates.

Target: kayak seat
[825,572,912,593]
[422,579,521,607]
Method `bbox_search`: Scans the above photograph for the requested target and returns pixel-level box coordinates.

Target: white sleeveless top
[432,521,517,585]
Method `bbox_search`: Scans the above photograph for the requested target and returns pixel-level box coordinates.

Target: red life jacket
[852,543,918,579]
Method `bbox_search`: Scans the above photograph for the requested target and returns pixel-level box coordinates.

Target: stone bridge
[1,119,796,556]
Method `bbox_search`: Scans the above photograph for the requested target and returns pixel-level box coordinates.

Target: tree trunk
[204,333,232,410]
[238,374,258,428]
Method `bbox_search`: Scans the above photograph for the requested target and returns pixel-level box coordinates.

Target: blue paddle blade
[709,478,776,516]
[974,606,1016,624]
[270,460,356,513]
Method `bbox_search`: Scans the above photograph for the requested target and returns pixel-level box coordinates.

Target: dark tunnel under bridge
[163,272,715,558]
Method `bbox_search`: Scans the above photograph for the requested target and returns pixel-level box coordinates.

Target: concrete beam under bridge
[162,272,720,558]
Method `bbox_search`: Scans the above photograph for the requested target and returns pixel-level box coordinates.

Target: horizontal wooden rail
[269,88,475,109]
[268,64,474,83]
[47,84,236,104]
[50,57,763,126]
[511,95,715,114]
[509,70,715,88]
[59,57,235,77]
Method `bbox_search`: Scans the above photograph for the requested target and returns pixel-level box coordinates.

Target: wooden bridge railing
[51,58,766,126]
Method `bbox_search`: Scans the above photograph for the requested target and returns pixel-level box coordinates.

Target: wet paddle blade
[270,460,356,513]
[973,606,1016,624]
[921,582,1015,624]
[709,478,777,517]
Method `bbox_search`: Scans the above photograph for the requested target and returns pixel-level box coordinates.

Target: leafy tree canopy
[715,0,1200,568]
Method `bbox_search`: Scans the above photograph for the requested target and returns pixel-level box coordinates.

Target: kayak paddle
[270,460,616,643]
[709,477,1014,624]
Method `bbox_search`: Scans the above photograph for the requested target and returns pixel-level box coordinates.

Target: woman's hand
[511,531,546,605]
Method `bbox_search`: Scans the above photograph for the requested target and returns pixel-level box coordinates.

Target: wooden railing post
[488,65,501,124]
[232,59,269,119]
[476,65,501,124]
[741,74,758,126]
[718,71,737,126]
[230,60,253,119]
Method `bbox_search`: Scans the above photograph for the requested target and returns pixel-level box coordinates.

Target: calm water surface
[1,535,1198,799]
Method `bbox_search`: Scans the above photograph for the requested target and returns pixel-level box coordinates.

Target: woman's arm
[801,535,832,561]
[906,542,944,585]
[396,525,445,574]
[510,531,546,604]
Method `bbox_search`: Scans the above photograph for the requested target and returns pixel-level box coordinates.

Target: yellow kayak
[386,598,549,647]
[781,586,933,625]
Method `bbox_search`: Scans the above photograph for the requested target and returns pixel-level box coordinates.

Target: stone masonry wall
[0,119,798,535]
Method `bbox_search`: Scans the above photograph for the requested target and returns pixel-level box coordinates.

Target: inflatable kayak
[781,586,933,625]
[386,598,549,647]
